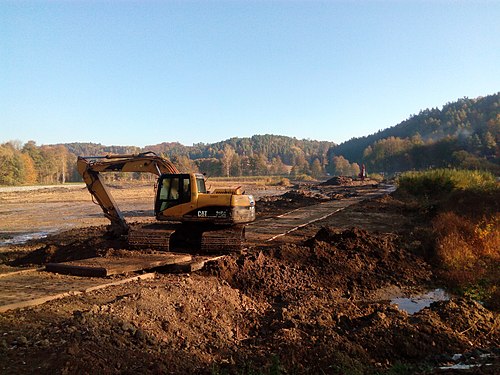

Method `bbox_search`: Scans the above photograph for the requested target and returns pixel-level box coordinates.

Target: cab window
[157,175,191,213]
[183,178,191,200]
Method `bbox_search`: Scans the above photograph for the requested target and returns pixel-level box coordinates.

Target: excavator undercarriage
[128,223,246,253]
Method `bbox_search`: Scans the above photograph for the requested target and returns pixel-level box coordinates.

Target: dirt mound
[3,281,496,374]
[348,298,499,367]
[2,184,499,374]
[282,189,331,202]
[0,274,269,374]
[206,227,432,301]
[201,227,497,373]
[256,189,331,218]
[10,226,127,266]
[322,175,353,185]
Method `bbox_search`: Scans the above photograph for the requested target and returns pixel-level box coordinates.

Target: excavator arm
[77,151,180,236]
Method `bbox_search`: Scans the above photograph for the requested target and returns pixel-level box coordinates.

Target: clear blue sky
[1,1,499,148]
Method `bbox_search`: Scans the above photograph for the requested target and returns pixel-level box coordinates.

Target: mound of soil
[0,274,269,374]
[322,175,354,185]
[3,226,497,375]
[256,188,331,218]
[206,227,432,302]
[342,298,499,367]
[199,228,498,373]
[9,226,127,266]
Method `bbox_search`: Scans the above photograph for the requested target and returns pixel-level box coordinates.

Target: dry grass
[432,212,500,307]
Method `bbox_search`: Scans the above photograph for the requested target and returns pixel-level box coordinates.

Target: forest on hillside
[1,93,499,186]
[0,136,337,185]
[331,93,500,174]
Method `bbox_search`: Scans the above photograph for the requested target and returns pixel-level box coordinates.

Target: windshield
[156,174,191,214]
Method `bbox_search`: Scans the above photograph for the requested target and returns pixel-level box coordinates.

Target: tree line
[0,136,337,186]
[1,93,498,186]
[0,141,75,186]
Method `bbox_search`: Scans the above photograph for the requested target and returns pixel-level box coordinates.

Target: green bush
[367,172,384,182]
[276,178,291,186]
[397,169,497,197]
[295,174,315,182]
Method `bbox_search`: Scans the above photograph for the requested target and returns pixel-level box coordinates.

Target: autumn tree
[249,153,269,176]
[195,158,222,177]
[20,153,37,184]
[331,155,351,176]
[0,143,23,185]
[310,158,324,179]
[170,155,198,174]
[269,156,288,175]
[230,153,242,177]
[221,145,236,177]
[351,162,361,177]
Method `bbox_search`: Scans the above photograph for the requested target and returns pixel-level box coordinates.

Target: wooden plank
[0,290,81,313]
[0,273,155,313]
[45,263,108,277]
[163,255,225,273]
[0,267,42,278]
[83,273,155,292]
[45,253,192,277]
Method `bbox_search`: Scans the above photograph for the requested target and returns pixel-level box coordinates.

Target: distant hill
[145,134,333,165]
[62,135,333,163]
[329,93,500,174]
[1,94,499,186]
[63,135,335,177]
[0,135,335,185]
[146,135,336,178]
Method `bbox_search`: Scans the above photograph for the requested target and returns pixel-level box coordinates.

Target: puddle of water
[438,353,495,371]
[0,231,53,246]
[391,288,450,314]
[439,363,484,370]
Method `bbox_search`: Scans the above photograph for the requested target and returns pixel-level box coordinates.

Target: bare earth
[0,180,498,374]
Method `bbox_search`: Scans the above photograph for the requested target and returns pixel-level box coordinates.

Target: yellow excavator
[77,151,255,253]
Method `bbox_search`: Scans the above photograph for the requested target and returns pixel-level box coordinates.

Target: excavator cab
[155,173,207,214]
[155,172,255,225]
[156,174,192,212]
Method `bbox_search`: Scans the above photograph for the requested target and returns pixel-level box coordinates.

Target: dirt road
[0,181,498,374]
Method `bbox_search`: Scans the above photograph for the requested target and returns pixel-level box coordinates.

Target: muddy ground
[0,179,498,374]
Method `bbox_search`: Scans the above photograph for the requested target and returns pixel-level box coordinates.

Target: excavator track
[201,225,245,253]
[128,223,246,253]
[128,224,175,251]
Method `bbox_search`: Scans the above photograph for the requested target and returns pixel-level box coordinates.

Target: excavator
[77,152,255,253]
